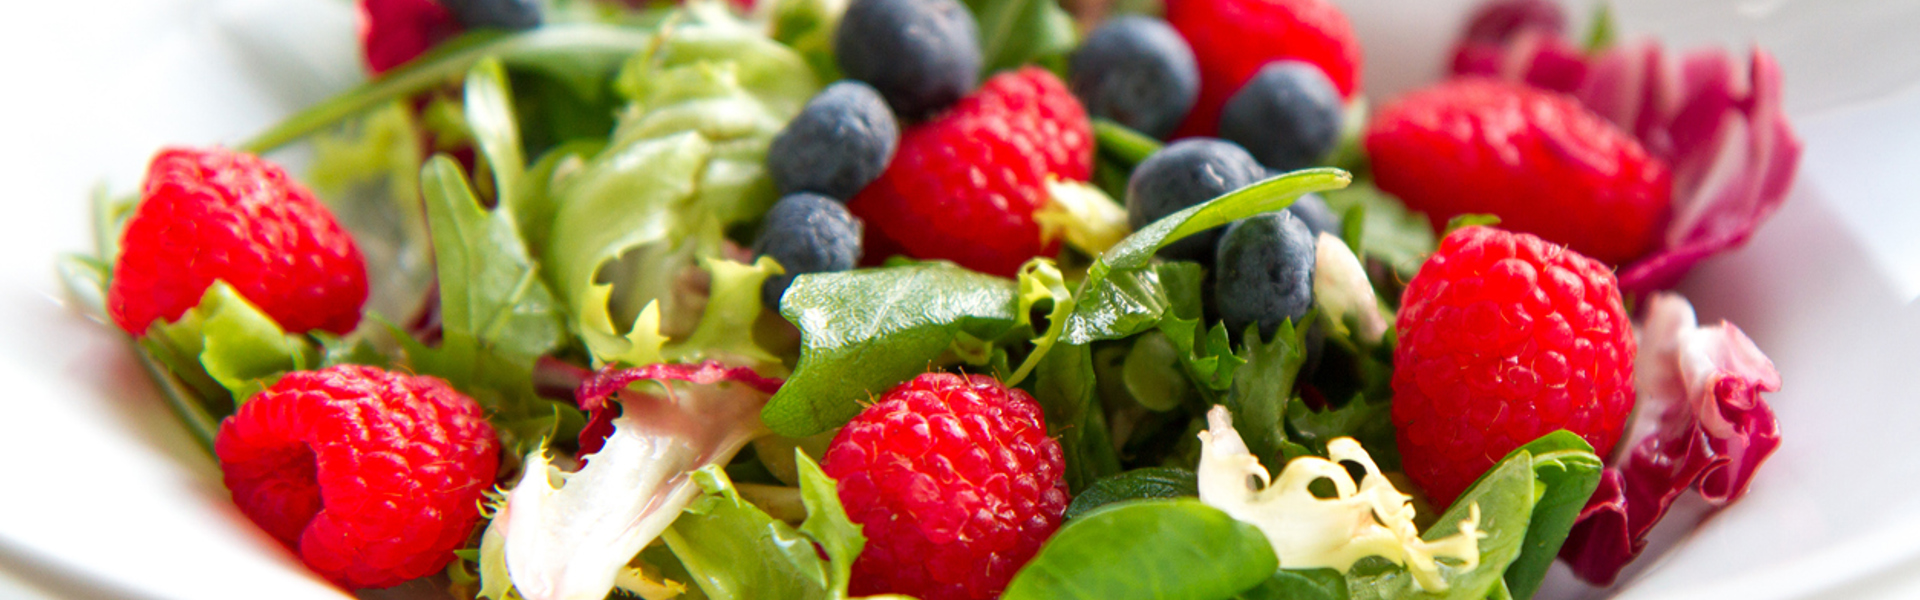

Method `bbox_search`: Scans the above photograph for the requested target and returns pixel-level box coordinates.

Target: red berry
[1166,0,1361,138]
[108,147,369,337]
[1391,227,1635,507]
[822,372,1069,600]
[359,0,462,74]
[847,67,1092,277]
[215,365,501,589]
[1365,79,1671,265]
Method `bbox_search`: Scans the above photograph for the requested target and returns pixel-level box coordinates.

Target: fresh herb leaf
[766,264,1023,436]
[1287,394,1398,472]
[1235,569,1350,600]
[1319,180,1434,276]
[1062,467,1198,520]
[1345,447,1537,600]
[1029,344,1123,494]
[1003,499,1277,600]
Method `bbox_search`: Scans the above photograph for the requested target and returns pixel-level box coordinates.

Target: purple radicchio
[484,361,784,600]
[1450,1,1803,292]
[1556,293,1782,585]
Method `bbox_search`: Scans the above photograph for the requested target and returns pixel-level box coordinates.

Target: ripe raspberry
[822,372,1069,600]
[1392,227,1635,507]
[1166,0,1361,138]
[215,365,501,589]
[108,147,368,337]
[359,0,462,74]
[847,68,1092,276]
[1365,79,1672,265]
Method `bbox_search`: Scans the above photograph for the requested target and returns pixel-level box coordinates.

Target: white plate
[2,1,1916,599]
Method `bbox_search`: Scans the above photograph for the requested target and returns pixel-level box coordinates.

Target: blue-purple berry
[1219,61,1342,171]
[1069,16,1199,139]
[754,193,864,311]
[1215,210,1317,340]
[1287,193,1342,238]
[1126,138,1266,263]
[834,0,981,121]
[769,81,901,201]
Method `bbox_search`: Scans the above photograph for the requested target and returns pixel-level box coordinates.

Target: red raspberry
[847,67,1092,277]
[1365,79,1672,265]
[359,0,462,74]
[215,365,501,589]
[108,147,368,337]
[1166,0,1361,138]
[1391,227,1635,507]
[822,372,1069,600]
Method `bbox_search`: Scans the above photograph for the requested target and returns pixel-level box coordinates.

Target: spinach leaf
[1236,569,1350,600]
[1030,344,1124,494]
[1063,467,1198,520]
[1003,500,1277,600]
[765,264,1023,436]
[1501,432,1604,600]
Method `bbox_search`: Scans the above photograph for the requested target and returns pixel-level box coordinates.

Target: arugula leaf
[765,264,1022,436]
[1500,432,1603,600]
[405,156,573,456]
[1029,344,1123,494]
[967,0,1078,75]
[1062,467,1197,520]
[1236,569,1350,600]
[795,451,864,597]
[1002,499,1277,600]
[1062,168,1350,344]
[1220,318,1314,468]
[465,58,529,213]
[1287,395,1398,472]
[241,25,656,154]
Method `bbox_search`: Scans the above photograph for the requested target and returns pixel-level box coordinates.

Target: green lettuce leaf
[764,264,1022,436]
[546,18,818,367]
[1318,181,1434,277]
[146,282,319,405]
[1500,432,1604,600]
[1002,499,1277,600]
[770,0,849,81]
[1219,318,1314,468]
[967,0,1078,75]
[1235,569,1349,600]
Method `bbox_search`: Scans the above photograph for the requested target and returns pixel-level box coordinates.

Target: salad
[53,0,1798,598]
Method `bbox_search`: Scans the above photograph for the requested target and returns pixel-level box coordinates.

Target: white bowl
[3,0,1917,598]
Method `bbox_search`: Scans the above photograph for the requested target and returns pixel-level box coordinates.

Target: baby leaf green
[1004,500,1277,600]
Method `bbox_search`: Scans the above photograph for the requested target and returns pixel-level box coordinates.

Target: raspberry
[822,372,1069,600]
[215,365,501,589]
[359,0,462,74]
[1166,0,1361,138]
[846,68,1092,276]
[1365,79,1672,265]
[1391,227,1636,507]
[108,147,368,336]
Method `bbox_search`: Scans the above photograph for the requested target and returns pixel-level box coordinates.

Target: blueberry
[440,0,541,30]
[834,0,981,121]
[768,81,900,200]
[1219,61,1342,172]
[1126,139,1266,263]
[754,193,865,311]
[1215,211,1317,340]
[1287,193,1342,238]
[1068,16,1199,139]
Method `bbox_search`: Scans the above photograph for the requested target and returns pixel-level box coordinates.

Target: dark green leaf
[795,452,864,596]
[1120,330,1192,412]
[421,156,566,361]
[1501,432,1604,600]
[1030,344,1124,494]
[1222,318,1314,468]
[1236,569,1350,600]
[1288,396,1398,472]
[663,467,831,600]
[1062,467,1197,520]
[765,264,1022,436]
[1003,500,1277,600]
[1318,181,1434,276]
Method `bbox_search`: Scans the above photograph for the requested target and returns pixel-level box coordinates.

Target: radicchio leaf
[1557,293,1782,584]
[487,360,784,600]
[1449,3,1803,292]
